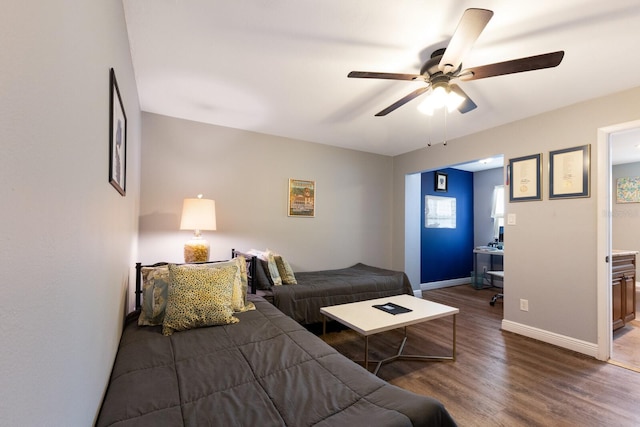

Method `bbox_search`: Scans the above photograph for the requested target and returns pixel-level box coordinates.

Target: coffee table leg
[452,314,457,361]
[322,316,326,337]
[364,335,369,371]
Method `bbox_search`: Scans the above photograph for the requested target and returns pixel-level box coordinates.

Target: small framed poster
[616,177,640,203]
[288,179,315,217]
[435,171,448,192]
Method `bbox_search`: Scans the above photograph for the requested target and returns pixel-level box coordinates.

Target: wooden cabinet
[612,252,636,331]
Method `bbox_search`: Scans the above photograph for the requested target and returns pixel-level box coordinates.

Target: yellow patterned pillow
[162,263,239,336]
[177,258,254,313]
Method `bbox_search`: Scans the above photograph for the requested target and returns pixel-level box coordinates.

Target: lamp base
[184,238,210,263]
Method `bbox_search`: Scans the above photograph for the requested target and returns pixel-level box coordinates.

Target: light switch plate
[507,213,516,225]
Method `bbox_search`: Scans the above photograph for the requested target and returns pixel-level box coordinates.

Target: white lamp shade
[180,198,217,231]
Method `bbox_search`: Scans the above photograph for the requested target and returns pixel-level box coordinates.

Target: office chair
[490,291,503,306]
[485,270,504,306]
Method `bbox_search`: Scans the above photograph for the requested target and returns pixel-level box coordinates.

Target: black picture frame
[109,68,127,196]
[435,171,448,192]
[549,144,590,199]
[509,153,542,202]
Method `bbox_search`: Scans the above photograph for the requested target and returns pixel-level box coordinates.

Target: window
[425,195,456,229]
[491,185,505,239]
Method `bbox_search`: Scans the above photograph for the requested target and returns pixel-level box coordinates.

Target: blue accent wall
[421,168,474,283]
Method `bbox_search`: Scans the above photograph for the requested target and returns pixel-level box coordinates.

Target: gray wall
[474,167,504,248]
[0,1,141,425]
[393,86,640,347]
[473,167,504,274]
[612,161,640,253]
[138,113,394,277]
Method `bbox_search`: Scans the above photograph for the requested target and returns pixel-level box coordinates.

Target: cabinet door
[612,277,624,331]
[623,273,636,324]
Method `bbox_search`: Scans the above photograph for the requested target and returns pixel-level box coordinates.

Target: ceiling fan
[348,8,564,116]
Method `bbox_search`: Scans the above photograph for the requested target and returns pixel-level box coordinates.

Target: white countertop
[612,249,639,256]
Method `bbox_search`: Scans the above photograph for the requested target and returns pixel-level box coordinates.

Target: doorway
[404,155,504,294]
[609,127,640,370]
[596,120,640,369]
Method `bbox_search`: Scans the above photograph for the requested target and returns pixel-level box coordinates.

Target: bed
[96,258,457,427]
[237,249,414,325]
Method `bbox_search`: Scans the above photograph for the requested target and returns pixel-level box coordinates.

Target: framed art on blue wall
[509,153,541,202]
[109,68,127,196]
[435,171,448,192]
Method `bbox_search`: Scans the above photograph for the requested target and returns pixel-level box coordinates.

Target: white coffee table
[320,294,459,375]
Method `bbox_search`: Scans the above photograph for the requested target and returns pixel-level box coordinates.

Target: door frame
[596,119,640,360]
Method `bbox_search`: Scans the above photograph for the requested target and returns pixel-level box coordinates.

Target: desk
[473,247,504,298]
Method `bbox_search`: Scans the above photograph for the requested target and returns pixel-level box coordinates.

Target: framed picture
[288,179,315,217]
[616,177,640,203]
[109,68,127,196]
[435,171,448,192]
[549,144,590,199]
[509,153,542,202]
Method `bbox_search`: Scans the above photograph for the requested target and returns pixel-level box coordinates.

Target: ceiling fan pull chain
[443,108,448,146]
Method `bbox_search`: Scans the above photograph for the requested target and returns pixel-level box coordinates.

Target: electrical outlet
[520,299,529,311]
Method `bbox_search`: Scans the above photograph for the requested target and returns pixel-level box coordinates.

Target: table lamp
[179,194,216,263]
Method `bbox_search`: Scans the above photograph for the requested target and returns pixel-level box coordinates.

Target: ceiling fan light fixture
[417,84,464,115]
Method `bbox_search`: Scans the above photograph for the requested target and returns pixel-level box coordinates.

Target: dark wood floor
[321,285,640,426]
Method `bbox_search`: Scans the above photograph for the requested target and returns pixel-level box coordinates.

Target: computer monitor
[498,226,504,242]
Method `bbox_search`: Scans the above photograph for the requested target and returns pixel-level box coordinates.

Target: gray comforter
[272,263,413,324]
[97,295,456,427]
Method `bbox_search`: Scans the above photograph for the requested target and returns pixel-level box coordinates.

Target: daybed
[238,249,414,325]
[96,258,457,427]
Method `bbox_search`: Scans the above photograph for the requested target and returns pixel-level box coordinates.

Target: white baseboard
[420,278,469,291]
[501,320,599,358]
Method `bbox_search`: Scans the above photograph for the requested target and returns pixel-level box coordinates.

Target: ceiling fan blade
[348,71,425,81]
[374,85,431,116]
[439,8,494,74]
[449,84,477,114]
[459,51,565,81]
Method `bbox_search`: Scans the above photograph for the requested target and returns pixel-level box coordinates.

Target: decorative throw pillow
[232,256,255,313]
[138,265,170,326]
[248,249,283,286]
[263,249,283,286]
[254,258,274,290]
[162,263,239,336]
[274,255,297,285]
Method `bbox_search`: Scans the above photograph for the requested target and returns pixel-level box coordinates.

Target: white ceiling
[123,0,640,158]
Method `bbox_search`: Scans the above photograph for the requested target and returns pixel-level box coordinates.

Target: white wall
[392,86,640,349]
[0,1,140,425]
[138,113,393,288]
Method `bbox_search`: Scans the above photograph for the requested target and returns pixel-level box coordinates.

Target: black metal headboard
[134,249,257,311]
